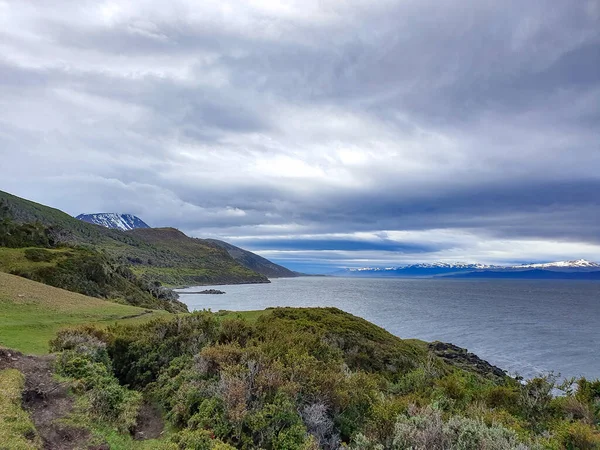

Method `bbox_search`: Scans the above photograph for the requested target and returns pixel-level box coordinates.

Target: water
[177,277,600,380]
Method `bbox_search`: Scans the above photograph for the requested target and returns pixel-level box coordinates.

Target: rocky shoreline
[429,341,506,379]
[178,289,226,295]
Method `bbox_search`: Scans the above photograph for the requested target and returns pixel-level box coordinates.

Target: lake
[177,277,600,380]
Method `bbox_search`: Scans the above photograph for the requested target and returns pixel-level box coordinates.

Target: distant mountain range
[334,260,600,279]
[76,213,150,231]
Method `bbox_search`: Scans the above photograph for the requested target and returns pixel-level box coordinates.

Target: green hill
[0,190,269,287]
[0,271,169,354]
[126,228,269,286]
[206,238,298,278]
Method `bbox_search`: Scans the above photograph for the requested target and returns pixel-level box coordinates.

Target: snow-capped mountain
[335,259,600,278]
[337,262,500,278]
[346,262,498,273]
[76,213,150,231]
[510,259,600,269]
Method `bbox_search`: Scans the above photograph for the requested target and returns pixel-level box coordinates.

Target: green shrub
[170,429,235,449]
[551,420,600,449]
[23,248,56,262]
[54,346,142,433]
[391,405,527,450]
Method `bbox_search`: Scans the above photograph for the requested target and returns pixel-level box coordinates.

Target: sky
[1,0,600,272]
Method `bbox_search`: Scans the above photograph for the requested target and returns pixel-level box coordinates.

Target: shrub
[552,420,600,450]
[54,347,142,433]
[391,405,527,450]
[170,429,235,449]
[50,326,111,367]
[24,247,56,262]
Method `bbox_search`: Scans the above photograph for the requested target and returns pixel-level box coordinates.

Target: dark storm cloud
[1,0,600,268]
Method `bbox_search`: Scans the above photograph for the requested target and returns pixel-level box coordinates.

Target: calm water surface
[177,277,600,380]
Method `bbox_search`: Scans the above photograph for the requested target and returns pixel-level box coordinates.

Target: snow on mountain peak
[512,259,600,269]
[76,213,150,231]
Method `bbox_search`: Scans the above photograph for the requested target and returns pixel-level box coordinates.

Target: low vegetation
[46,308,600,449]
[0,369,41,449]
[0,245,186,312]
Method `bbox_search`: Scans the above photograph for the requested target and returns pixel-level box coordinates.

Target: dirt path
[0,348,165,448]
[0,348,90,449]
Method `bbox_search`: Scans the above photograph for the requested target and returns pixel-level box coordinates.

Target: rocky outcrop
[429,341,506,379]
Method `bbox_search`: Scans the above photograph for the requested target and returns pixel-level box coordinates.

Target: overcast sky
[1,0,600,272]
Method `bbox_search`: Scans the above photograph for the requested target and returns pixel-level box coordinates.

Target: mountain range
[335,260,600,279]
[76,213,150,231]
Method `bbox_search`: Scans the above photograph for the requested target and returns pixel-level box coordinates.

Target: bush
[53,345,142,433]
[50,326,111,367]
[24,248,56,262]
[552,421,600,450]
[391,405,527,450]
[170,429,235,449]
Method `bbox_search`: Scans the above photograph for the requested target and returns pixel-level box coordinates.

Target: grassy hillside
[0,190,269,287]
[0,246,187,313]
[0,271,169,354]
[207,238,297,278]
[126,228,269,286]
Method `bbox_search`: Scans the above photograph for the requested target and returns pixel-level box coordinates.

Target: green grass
[215,309,270,322]
[0,272,170,354]
[0,247,69,273]
[0,369,41,449]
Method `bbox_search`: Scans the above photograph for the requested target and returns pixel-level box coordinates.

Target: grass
[0,247,69,273]
[215,309,270,322]
[0,272,169,354]
[0,369,41,449]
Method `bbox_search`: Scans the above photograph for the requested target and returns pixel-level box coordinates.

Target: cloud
[1,0,599,270]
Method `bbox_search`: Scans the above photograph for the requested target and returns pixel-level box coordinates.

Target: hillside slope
[0,190,269,287]
[0,271,168,354]
[206,238,297,278]
[126,228,269,286]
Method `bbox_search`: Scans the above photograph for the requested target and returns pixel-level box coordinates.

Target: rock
[198,289,226,295]
[429,341,506,379]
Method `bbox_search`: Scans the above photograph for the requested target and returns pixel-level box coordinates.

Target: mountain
[0,190,269,287]
[335,262,499,278]
[509,259,600,271]
[125,228,269,286]
[335,260,600,279]
[205,239,297,278]
[76,213,150,231]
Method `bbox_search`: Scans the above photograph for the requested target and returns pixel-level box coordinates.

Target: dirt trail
[0,348,165,448]
[0,348,89,449]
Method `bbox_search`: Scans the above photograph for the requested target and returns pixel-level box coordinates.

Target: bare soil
[0,348,89,449]
[0,348,165,449]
